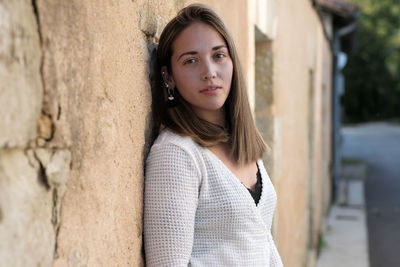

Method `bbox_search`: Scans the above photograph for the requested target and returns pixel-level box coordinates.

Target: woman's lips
[200,86,221,95]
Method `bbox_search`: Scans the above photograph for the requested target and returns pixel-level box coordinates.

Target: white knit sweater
[144,130,283,267]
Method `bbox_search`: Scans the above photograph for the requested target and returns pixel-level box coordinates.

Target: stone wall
[0,0,183,266]
[0,0,70,266]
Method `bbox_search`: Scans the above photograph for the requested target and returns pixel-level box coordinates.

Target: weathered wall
[35,1,185,266]
[0,0,71,266]
[270,0,333,266]
[307,15,333,266]
[0,0,184,266]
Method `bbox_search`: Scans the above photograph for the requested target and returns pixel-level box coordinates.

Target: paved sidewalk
[316,162,369,267]
[342,122,400,267]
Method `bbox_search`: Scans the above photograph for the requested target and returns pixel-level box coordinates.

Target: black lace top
[244,164,262,205]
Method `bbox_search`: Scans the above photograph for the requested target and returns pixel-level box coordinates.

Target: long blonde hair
[153,4,266,165]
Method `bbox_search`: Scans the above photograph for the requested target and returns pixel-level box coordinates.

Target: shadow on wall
[143,39,159,165]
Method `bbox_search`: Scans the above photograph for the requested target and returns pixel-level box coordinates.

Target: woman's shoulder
[146,129,204,177]
[147,129,203,164]
[152,128,198,151]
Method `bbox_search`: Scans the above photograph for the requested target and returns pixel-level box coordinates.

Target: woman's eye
[215,53,226,59]
[183,58,197,65]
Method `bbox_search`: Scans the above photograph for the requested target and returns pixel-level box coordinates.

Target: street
[342,122,400,267]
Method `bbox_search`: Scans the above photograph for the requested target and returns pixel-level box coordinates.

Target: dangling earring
[165,83,178,108]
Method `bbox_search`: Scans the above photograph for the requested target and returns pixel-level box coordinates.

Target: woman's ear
[161,66,175,89]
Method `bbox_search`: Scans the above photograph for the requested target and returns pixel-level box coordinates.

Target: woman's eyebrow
[177,45,227,61]
[212,45,227,51]
[177,51,197,61]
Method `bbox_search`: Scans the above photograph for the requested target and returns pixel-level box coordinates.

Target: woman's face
[163,22,233,124]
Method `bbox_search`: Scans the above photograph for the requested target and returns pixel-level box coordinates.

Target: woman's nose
[202,61,216,80]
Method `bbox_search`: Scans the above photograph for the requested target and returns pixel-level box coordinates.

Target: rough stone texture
[0,0,42,148]
[254,39,285,242]
[0,1,65,266]
[0,149,53,267]
[0,148,71,267]
[255,41,276,178]
[32,1,182,266]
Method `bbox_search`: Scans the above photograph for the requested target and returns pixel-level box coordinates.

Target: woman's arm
[144,143,200,267]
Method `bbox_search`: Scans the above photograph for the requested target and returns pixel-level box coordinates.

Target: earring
[165,83,178,108]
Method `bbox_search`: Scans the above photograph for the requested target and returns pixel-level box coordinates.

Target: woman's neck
[194,107,226,127]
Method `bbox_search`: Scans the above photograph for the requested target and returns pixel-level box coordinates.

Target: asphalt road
[342,122,400,267]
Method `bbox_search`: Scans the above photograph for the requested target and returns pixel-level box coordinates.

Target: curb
[316,162,370,267]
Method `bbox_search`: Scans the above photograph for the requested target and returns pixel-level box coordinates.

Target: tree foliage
[343,0,400,122]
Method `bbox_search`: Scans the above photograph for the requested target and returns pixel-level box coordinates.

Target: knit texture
[144,130,283,267]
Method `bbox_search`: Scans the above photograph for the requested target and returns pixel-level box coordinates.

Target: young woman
[144,4,283,267]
